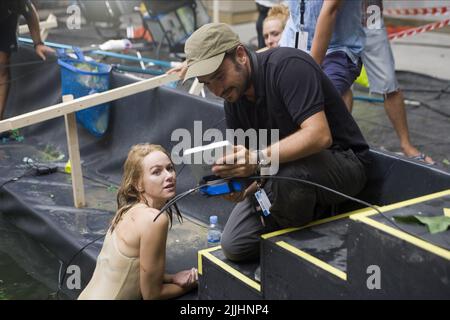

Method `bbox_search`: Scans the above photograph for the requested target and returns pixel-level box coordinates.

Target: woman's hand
[172,268,198,289]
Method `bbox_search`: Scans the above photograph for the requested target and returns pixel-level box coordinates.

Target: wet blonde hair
[264,4,290,30]
[110,143,181,232]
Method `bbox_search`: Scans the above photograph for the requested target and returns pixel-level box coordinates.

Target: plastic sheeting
[1,45,450,299]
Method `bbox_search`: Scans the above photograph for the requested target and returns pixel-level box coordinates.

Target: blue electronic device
[199,178,243,196]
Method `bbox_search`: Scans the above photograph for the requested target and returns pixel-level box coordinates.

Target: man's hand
[35,44,55,61]
[212,145,258,178]
[172,268,198,289]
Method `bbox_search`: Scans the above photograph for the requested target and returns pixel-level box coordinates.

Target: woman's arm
[139,210,191,300]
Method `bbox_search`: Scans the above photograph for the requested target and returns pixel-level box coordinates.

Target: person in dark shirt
[0,0,54,121]
[183,23,369,262]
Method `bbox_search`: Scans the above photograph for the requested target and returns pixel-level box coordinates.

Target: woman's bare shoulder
[132,205,169,230]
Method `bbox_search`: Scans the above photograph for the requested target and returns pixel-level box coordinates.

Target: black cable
[156,175,379,222]
[155,175,448,250]
[0,158,106,300]
[0,168,35,189]
[417,101,450,118]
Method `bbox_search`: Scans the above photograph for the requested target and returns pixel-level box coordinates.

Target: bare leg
[342,89,353,113]
[384,90,434,164]
[0,52,10,121]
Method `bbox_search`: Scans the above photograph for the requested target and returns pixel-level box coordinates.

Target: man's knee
[221,231,259,262]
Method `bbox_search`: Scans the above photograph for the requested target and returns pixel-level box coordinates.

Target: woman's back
[78,205,147,300]
[77,229,141,300]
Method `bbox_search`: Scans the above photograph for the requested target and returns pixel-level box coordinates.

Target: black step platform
[198,246,262,300]
[348,190,450,299]
[261,215,352,299]
[199,190,450,299]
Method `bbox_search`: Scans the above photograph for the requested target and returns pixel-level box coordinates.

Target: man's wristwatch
[256,150,271,175]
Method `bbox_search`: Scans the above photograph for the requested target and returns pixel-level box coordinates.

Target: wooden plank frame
[0,73,178,207]
[63,95,85,208]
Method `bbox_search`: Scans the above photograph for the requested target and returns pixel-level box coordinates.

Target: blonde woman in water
[78,144,198,300]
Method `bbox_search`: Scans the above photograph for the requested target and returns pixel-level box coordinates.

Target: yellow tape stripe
[357,216,450,260]
[199,251,261,292]
[276,241,347,281]
[351,189,450,219]
[262,207,374,240]
[197,246,221,275]
[261,227,300,239]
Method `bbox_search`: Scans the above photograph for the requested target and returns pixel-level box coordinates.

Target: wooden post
[188,78,205,96]
[63,95,85,208]
[213,0,220,23]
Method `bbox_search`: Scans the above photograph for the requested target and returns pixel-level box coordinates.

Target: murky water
[0,213,67,300]
[0,252,53,300]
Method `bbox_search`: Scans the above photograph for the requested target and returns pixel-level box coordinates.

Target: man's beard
[229,60,250,100]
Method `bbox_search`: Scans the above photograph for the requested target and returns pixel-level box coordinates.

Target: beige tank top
[77,230,141,300]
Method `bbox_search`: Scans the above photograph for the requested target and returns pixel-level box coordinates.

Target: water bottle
[207,215,221,247]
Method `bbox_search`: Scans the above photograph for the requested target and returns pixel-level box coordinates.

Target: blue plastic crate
[58,49,112,137]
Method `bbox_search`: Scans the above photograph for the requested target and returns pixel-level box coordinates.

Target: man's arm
[265,110,332,163]
[22,1,54,60]
[310,0,343,65]
[212,111,332,178]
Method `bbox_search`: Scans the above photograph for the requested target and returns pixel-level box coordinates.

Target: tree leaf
[393,215,450,234]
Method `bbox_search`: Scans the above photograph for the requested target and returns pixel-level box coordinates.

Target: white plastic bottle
[207,215,221,247]
[99,39,133,51]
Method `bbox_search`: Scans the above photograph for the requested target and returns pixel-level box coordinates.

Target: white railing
[0,73,179,208]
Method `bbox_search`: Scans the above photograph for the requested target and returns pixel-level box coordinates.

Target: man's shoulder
[259,47,310,62]
[258,47,320,76]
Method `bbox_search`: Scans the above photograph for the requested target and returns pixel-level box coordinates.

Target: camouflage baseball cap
[183,23,241,82]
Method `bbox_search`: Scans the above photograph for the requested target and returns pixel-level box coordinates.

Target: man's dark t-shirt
[0,0,29,22]
[225,47,370,165]
[0,0,30,53]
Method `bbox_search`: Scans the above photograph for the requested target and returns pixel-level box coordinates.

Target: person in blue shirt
[279,0,365,109]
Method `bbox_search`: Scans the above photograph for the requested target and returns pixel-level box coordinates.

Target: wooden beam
[213,0,220,23]
[18,14,58,35]
[0,73,179,133]
[63,95,85,208]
